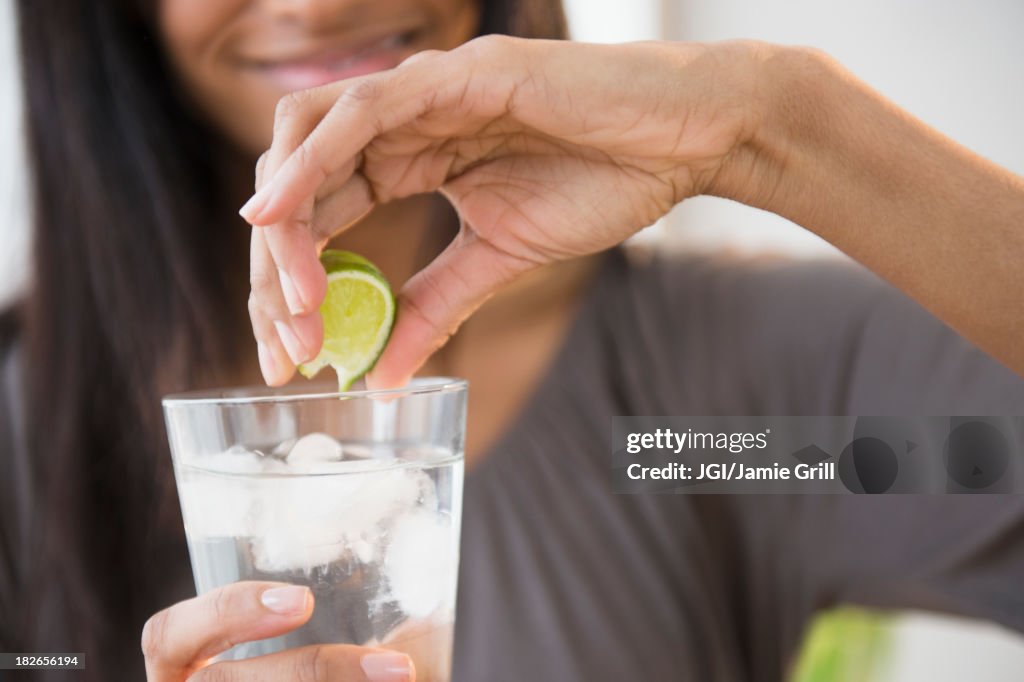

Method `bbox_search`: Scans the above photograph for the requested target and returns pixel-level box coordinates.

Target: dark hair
[9,0,567,679]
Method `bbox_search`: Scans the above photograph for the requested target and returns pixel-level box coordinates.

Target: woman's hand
[243,35,1024,385]
[241,36,762,387]
[141,582,413,681]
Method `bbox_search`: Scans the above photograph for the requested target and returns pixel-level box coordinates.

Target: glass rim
[162,376,467,407]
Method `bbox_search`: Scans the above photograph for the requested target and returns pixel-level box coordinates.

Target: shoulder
[615,246,888,362]
[625,246,888,322]
[616,246,889,341]
[616,247,1024,412]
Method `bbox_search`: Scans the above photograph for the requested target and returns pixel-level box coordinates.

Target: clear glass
[162,378,467,681]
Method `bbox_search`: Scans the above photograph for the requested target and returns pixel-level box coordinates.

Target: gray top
[3,248,1024,681]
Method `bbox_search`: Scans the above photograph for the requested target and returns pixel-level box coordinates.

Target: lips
[246,31,416,92]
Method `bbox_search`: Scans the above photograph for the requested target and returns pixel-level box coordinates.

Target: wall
[0,0,27,306]
[663,0,1024,255]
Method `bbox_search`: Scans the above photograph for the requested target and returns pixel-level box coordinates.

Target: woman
[2,0,1022,681]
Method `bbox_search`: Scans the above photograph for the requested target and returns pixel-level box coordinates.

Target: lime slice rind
[297,251,396,391]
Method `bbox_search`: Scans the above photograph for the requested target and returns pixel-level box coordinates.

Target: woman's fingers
[250,141,319,384]
[249,296,288,386]
[253,85,337,200]
[239,38,525,343]
[241,74,411,227]
[141,582,313,682]
[250,87,338,317]
[239,40,503,229]
[366,229,537,389]
[189,645,414,682]
[249,228,322,384]
[260,209,325,317]
[242,74,419,319]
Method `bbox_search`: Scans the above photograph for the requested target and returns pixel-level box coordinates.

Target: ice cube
[257,456,291,474]
[177,448,265,538]
[252,466,434,574]
[384,509,454,619]
[339,443,377,460]
[287,432,344,469]
[207,446,266,474]
[272,438,296,457]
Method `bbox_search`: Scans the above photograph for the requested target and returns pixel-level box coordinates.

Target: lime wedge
[297,250,396,390]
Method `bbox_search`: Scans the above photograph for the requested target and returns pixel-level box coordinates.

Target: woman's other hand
[241,37,764,387]
[141,581,413,681]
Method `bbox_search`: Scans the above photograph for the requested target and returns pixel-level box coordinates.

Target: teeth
[378,34,403,50]
[330,56,359,72]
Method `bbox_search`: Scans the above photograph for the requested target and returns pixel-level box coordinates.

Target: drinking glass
[162,378,467,681]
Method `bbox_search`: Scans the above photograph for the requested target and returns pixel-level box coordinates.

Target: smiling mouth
[245,30,420,92]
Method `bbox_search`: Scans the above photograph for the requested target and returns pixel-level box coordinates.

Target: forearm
[714,46,1024,376]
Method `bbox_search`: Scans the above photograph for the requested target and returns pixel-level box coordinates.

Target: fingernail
[257,341,278,384]
[278,268,307,315]
[239,185,271,223]
[260,585,309,615]
[361,652,413,681]
[274,320,308,364]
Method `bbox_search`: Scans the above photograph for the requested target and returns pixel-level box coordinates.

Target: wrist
[705,44,843,215]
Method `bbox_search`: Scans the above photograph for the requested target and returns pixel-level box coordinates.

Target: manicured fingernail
[257,341,278,384]
[278,268,307,315]
[361,652,413,681]
[260,585,309,615]
[274,320,308,364]
[239,185,271,223]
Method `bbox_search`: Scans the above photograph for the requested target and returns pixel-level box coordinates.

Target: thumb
[366,231,537,389]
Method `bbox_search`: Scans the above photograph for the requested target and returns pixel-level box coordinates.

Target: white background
[661,0,1024,256]
[2,1,1024,677]
[0,0,26,307]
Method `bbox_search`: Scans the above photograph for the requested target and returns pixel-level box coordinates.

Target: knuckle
[419,267,456,321]
[274,90,311,130]
[402,292,444,341]
[249,268,276,297]
[255,152,269,186]
[208,585,238,624]
[338,77,381,109]
[294,646,331,682]
[292,142,323,181]
[290,142,313,175]
[463,33,511,58]
[140,608,170,659]
[401,48,443,67]
[247,293,261,319]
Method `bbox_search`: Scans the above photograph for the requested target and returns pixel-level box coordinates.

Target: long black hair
[9,0,567,679]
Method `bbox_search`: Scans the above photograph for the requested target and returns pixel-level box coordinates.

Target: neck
[326,194,454,288]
